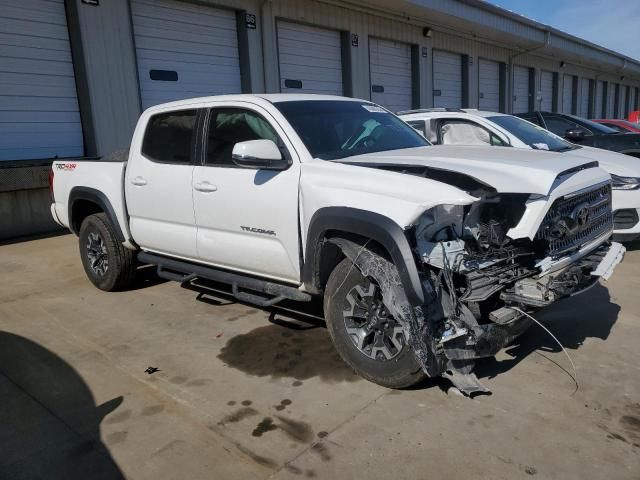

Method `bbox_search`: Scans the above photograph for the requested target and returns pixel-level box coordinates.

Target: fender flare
[302,207,424,305]
[68,186,126,242]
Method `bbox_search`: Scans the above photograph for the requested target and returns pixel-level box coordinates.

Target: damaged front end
[336,182,624,396]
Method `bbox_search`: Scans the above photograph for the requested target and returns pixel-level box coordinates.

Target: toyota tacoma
[50,94,624,394]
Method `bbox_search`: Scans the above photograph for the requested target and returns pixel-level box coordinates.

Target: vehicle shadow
[475,284,620,380]
[181,279,620,389]
[0,332,125,479]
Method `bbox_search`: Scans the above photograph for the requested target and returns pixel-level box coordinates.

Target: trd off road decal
[56,163,77,171]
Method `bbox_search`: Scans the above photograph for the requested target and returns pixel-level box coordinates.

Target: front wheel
[323,258,426,389]
[78,213,136,291]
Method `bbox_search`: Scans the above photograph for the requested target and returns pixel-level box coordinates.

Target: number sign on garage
[131,0,242,110]
[433,50,463,108]
[478,59,500,112]
[277,21,344,95]
[369,38,413,112]
[0,0,84,160]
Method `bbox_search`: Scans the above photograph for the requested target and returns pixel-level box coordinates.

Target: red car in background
[592,118,640,133]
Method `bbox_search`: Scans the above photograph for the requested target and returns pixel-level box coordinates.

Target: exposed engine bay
[331,172,623,396]
[411,180,619,394]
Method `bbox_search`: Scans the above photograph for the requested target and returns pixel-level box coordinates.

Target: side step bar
[138,251,312,307]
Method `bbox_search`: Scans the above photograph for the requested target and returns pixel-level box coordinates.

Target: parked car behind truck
[51,94,624,395]
[399,108,640,241]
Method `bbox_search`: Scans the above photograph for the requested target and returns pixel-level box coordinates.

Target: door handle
[194,181,218,193]
[131,176,147,186]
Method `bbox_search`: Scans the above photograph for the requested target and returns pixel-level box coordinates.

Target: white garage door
[595,80,604,117]
[540,71,554,111]
[478,59,500,112]
[607,84,616,118]
[369,38,412,112]
[619,86,627,118]
[512,65,530,114]
[433,50,462,108]
[562,75,574,114]
[277,21,343,95]
[579,78,590,118]
[0,0,83,161]
[131,0,241,110]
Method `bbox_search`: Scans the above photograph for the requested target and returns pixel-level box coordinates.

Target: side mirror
[231,140,290,170]
[564,128,587,141]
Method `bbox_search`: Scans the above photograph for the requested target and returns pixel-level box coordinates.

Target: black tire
[323,258,426,389]
[78,213,136,291]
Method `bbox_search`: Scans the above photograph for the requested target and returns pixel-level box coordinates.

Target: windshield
[274,100,430,160]
[488,115,576,152]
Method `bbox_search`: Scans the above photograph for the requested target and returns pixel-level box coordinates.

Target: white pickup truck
[51,94,624,395]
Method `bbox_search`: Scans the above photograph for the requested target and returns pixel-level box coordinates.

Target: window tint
[601,122,625,133]
[206,108,279,166]
[438,119,505,146]
[488,115,573,152]
[142,110,197,163]
[519,113,541,126]
[406,120,426,136]
[274,100,429,160]
[543,115,591,137]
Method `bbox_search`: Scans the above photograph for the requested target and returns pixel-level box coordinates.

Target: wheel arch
[69,187,125,243]
[302,207,424,305]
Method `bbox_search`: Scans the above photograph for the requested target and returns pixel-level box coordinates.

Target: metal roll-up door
[595,81,604,117]
[540,71,554,111]
[618,86,627,118]
[433,50,462,108]
[562,74,574,113]
[478,59,500,112]
[131,0,241,110]
[0,0,84,161]
[369,38,412,112]
[277,21,343,95]
[608,85,616,118]
[579,78,590,118]
[512,65,529,114]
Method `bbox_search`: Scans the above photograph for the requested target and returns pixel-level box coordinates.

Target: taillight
[48,168,55,203]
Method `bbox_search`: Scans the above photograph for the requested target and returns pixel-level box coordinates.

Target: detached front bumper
[502,241,625,308]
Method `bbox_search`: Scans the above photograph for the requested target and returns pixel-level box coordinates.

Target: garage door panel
[512,65,529,114]
[0,32,70,52]
[136,49,239,68]
[478,59,499,111]
[132,0,242,109]
[369,38,412,112]
[0,0,83,160]
[579,78,589,117]
[540,71,553,111]
[277,21,343,95]
[433,50,462,108]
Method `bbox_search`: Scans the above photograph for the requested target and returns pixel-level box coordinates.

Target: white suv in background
[398,109,640,241]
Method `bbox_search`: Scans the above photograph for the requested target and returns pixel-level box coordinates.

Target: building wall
[3,0,640,239]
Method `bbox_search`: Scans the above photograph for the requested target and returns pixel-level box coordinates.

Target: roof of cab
[143,93,367,113]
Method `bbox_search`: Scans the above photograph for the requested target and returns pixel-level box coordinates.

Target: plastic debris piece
[144,366,160,375]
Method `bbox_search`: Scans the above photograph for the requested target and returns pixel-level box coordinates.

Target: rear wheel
[78,213,136,291]
[324,257,426,388]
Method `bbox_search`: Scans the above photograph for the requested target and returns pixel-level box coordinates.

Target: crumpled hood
[563,145,640,177]
[338,145,604,195]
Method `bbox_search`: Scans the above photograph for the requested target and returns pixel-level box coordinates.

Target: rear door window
[141,110,197,163]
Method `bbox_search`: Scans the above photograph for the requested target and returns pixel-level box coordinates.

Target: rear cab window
[142,110,197,163]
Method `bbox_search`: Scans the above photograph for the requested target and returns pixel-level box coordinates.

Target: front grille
[613,209,639,230]
[536,182,613,257]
